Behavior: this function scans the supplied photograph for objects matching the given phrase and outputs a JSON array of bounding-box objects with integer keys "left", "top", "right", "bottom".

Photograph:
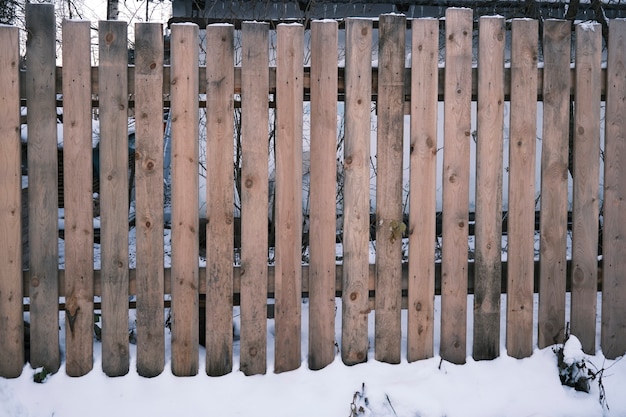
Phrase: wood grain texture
[
  {"left": 134, "top": 22, "right": 165, "bottom": 377},
  {"left": 240, "top": 21, "right": 270, "bottom": 376},
  {"left": 170, "top": 23, "right": 200, "bottom": 376},
  {"left": 62, "top": 20, "right": 94, "bottom": 377},
  {"left": 0, "top": 24, "right": 24, "bottom": 378},
  {"left": 205, "top": 24, "right": 235, "bottom": 376},
  {"left": 538, "top": 20, "right": 571, "bottom": 349},
  {"left": 274, "top": 23, "right": 304, "bottom": 374},
  {"left": 602, "top": 19, "right": 626, "bottom": 360},
  {"left": 308, "top": 20, "right": 338, "bottom": 371},
  {"left": 570, "top": 22, "right": 601, "bottom": 355},
  {"left": 25, "top": 3, "right": 60, "bottom": 373},
  {"left": 440, "top": 8, "right": 472, "bottom": 365},
  {"left": 374, "top": 13, "right": 405, "bottom": 365},
  {"left": 506, "top": 19, "right": 538, "bottom": 359},
  {"left": 473, "top": 15, "right": 505, "bottom": 361},
  {"left": 99, "top": 20, "right": 130, "bottom": 377},
  {"left": 407, "top": 18, "right": 438, "bottom": 362},
  {"left": 341, "top": 18, "right": 372, "bottom": 366}
]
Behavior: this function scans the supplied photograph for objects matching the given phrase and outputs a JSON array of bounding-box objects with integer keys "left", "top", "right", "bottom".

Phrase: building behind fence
[{"left": 1, "top": 3, "right": 625, "bottom": 379}]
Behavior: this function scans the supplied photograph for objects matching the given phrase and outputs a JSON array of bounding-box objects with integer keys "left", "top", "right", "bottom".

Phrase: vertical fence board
[
  {"left": 274, "top": 23, "right": 304, "bottom": 374},
  {"left": 440, "top": 8, "right": 472, "bottom": 365},
  {"left": 308, "top": 20, "right": 338, "bottom": 371},
  {"left": 240, "top": 22, "right": 269, "bottom": 376},
  {"left": 26, "top": 3, "right": 60, "bottom": 373},
  {"left": 170, "top": 23, "right": 200, "bottom": 376},
  {"left": 134, "top": 22, "right": 165, "bottom": 377},
  {"left": 602, "top": 18, "right": 626, "bottom": 359},
  {"left": 99, "top": 20, "right": 129, "bottom": 377},
  {"left": 473, "top": 16, "right": 505, "bottom": 361},
  {"left": 506, "top": 19, "right": 538, "bottom": 359},
  {"left": 570, "top": 23, "right": 601, "bottom": 355},
  {"left": 374, "top": 14, "right": 405, "bottom": 364},
  {"left": 62, "top": 20, "right": 94, "bottom": 377},
  {"left": 341, "top": 18, "right": 372, "bottom": 366},
  {"left": 205, "top": 24, "right": 235, "bottom": 377},
  {"left": 0, "top": 25, "right": 23, "bottom": 378},
  {"left": 407, "top": 18, "right": 438, "bottom": 362},
  {"left": 538, "top": 20, "right": 571, "bottom": 349}
]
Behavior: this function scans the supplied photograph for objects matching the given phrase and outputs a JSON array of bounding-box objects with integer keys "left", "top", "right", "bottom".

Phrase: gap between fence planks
[{"left": 134, "top": 22, "right": 165, "bottom": 378}]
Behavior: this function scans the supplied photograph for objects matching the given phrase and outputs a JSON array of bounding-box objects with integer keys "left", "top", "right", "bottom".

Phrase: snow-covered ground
[{"left": 1, "top": 292, "right": 625, "bottom": 417}]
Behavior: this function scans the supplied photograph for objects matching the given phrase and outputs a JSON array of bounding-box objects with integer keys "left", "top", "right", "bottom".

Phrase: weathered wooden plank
[
  {"left": 134, "top": 22, "right": 165, "bottom": 377},
  {"left": 538, "top": 20, "right": 571, "bottom": 349},
  {"left": 205, "top": 23, "right": 235, "bottom": 377},
  {"left": 99, "top": 20, "right": 130, "bottom": 377},
  {"left": 170, "top": 23, "right": 200, "bottom": 376},
  {"left": 308, "top": 19, "right": 338, "bottom": 371},
  {"left": 274, "top": 23, "right": 304, "bottom": 374},
  {"left": 341, "top": 18, "right": 372, "bottom": 366},
  {"left": 570, "top": 22, "right": 601, "bottom": 355},
  {"left": 506, "top": 18, "right": 538, "bottom": 359},
  {"left": 25, "top": 3, "right": 60, "bottom": 373},
  {"left": 440, "top": 7, "right": 472, "bottom": 365},
  {"left": 0, "top": 24, "right": 24, "bottom": 378},
  {"left": 374, "top": 13, "right": 405, "bottom": 365},
  {"left": 239, "top": 21, "right": 270, "bottom": 376},
  {"left": 473, "top": 15, "right": 505, "bottom": 361},
  {"left": 62, "top": 20, "right": 94, "bottom": 377},
  {"left": 602, "top": 18, "right": 626, "bottom": 359},
  {"left": 407, "top": 18, "right": 438, "bottom": 362}
]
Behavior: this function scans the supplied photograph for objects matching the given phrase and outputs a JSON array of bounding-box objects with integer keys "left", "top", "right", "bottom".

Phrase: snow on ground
[{"left": 1, "top": 293, "right": 625, "bottom": 417}]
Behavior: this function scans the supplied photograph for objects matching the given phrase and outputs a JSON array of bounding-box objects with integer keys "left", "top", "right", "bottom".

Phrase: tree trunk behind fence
[
  {"left": 99, "top": 20, "right": 130, "bottom": 377},
  {"left": 274, "top": 23, "right": 304, "bottom": 374},
  {"left": 205, "top": 24, "right": 235, "bottom": 377},
  {"left": 407, "top": 17, "right": 438, "bottom": 363},
  {"left": 440, "top": 8, "right": 472, "bottom": 365},
  {"left": 506, "top": 19, "right": 538, "bottom": 359},
  {"left": 134, "top": 22, "right": 165, "bottom": 377},
  {"left": 26, "top": 3, "right": 60, "bottom": 373},
  {"left": 341, "top": 18, "right": 372, "bottom": 366},
  {"left": 0, "top": 24, "right": 24, "bottom": 378},
  {"left": 538, "top": 20, "right": 571, "bottom": 349},
  {"left": 473, "top": 15, "right": 505, "bottom": 361},
  {"left": 602, "top": 18, "right": 626, "bottom": 360},
  {"left": 170, "top": 23, "right": 200, "bottom": 377},
  {"left": 374, "top": 13, "right": 405, "bottom": 365},
  {"left": 570, "top": 23, "right": 601, "bottom": 355},
  {"left": 62, "top": 20, "right": 94, "bottom": 377},
  {"left": 240, "top": 21, "right": 270, "bottom": 376}
]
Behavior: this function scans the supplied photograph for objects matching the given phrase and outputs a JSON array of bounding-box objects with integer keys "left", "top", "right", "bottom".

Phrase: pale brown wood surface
[
  {"left": 205, "top": 24, "right": 235, "bottom": 376},
  {"left": 440, "top": 7, "right": 472, "bottom": 365},
  {"left": 602, "top": 19, "right": 626, "bottom": 360},
  {"left": 407, "top": 18, "right": 438, "bottom": 362},
  {"left": 239, "top": 21, "right": 270, "bottom": 376},
  {"left": 25, "top": 3, "right": 60, "bottom": 373},
  {"left": 374, "top": 13, "right": 405, "bottom": 365},
  {"left": 134, "top": 22, "right": 165, "bottom": 377},
  {"left": 62, "top": 20, "right": 94, "bottom": 377},
  {"left": 170, "top": 23, "right": 200, "bottom": 376},
  {"left": 0, "top": 25, "right": 24, "bottom": 378},
  {"left": 506, "top": 19, "right": 538, "bottom": 359},
  {"left": 538, "top": 20, "right": 571, "bottom": 349},
  {"left": 473, "top": 16, "right": 505, "bottom": 361},
  {"left": 570, "top": 23, "right": 601, "bottom": 355},
  {"left": 274, "top": 23, "right": 304, "bottom": 374},
  {"left": 341, "top": 18, "right": 372, "bottom": 366},
  {"left": 99, "top": 20, "right": 130, "bottom": 377},
  {"left": 308, "top": 20, "right": 338, "bottom": 371}
]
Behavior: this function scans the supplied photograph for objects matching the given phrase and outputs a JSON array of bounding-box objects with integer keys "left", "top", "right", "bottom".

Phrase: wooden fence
[{"left": 1, "top": 3, "right": 625, "bottom": 378}]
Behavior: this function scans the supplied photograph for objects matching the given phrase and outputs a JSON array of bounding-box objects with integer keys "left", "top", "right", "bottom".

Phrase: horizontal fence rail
[{"left": 1, "top": 3, "right": 625, "bottom": 378}]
